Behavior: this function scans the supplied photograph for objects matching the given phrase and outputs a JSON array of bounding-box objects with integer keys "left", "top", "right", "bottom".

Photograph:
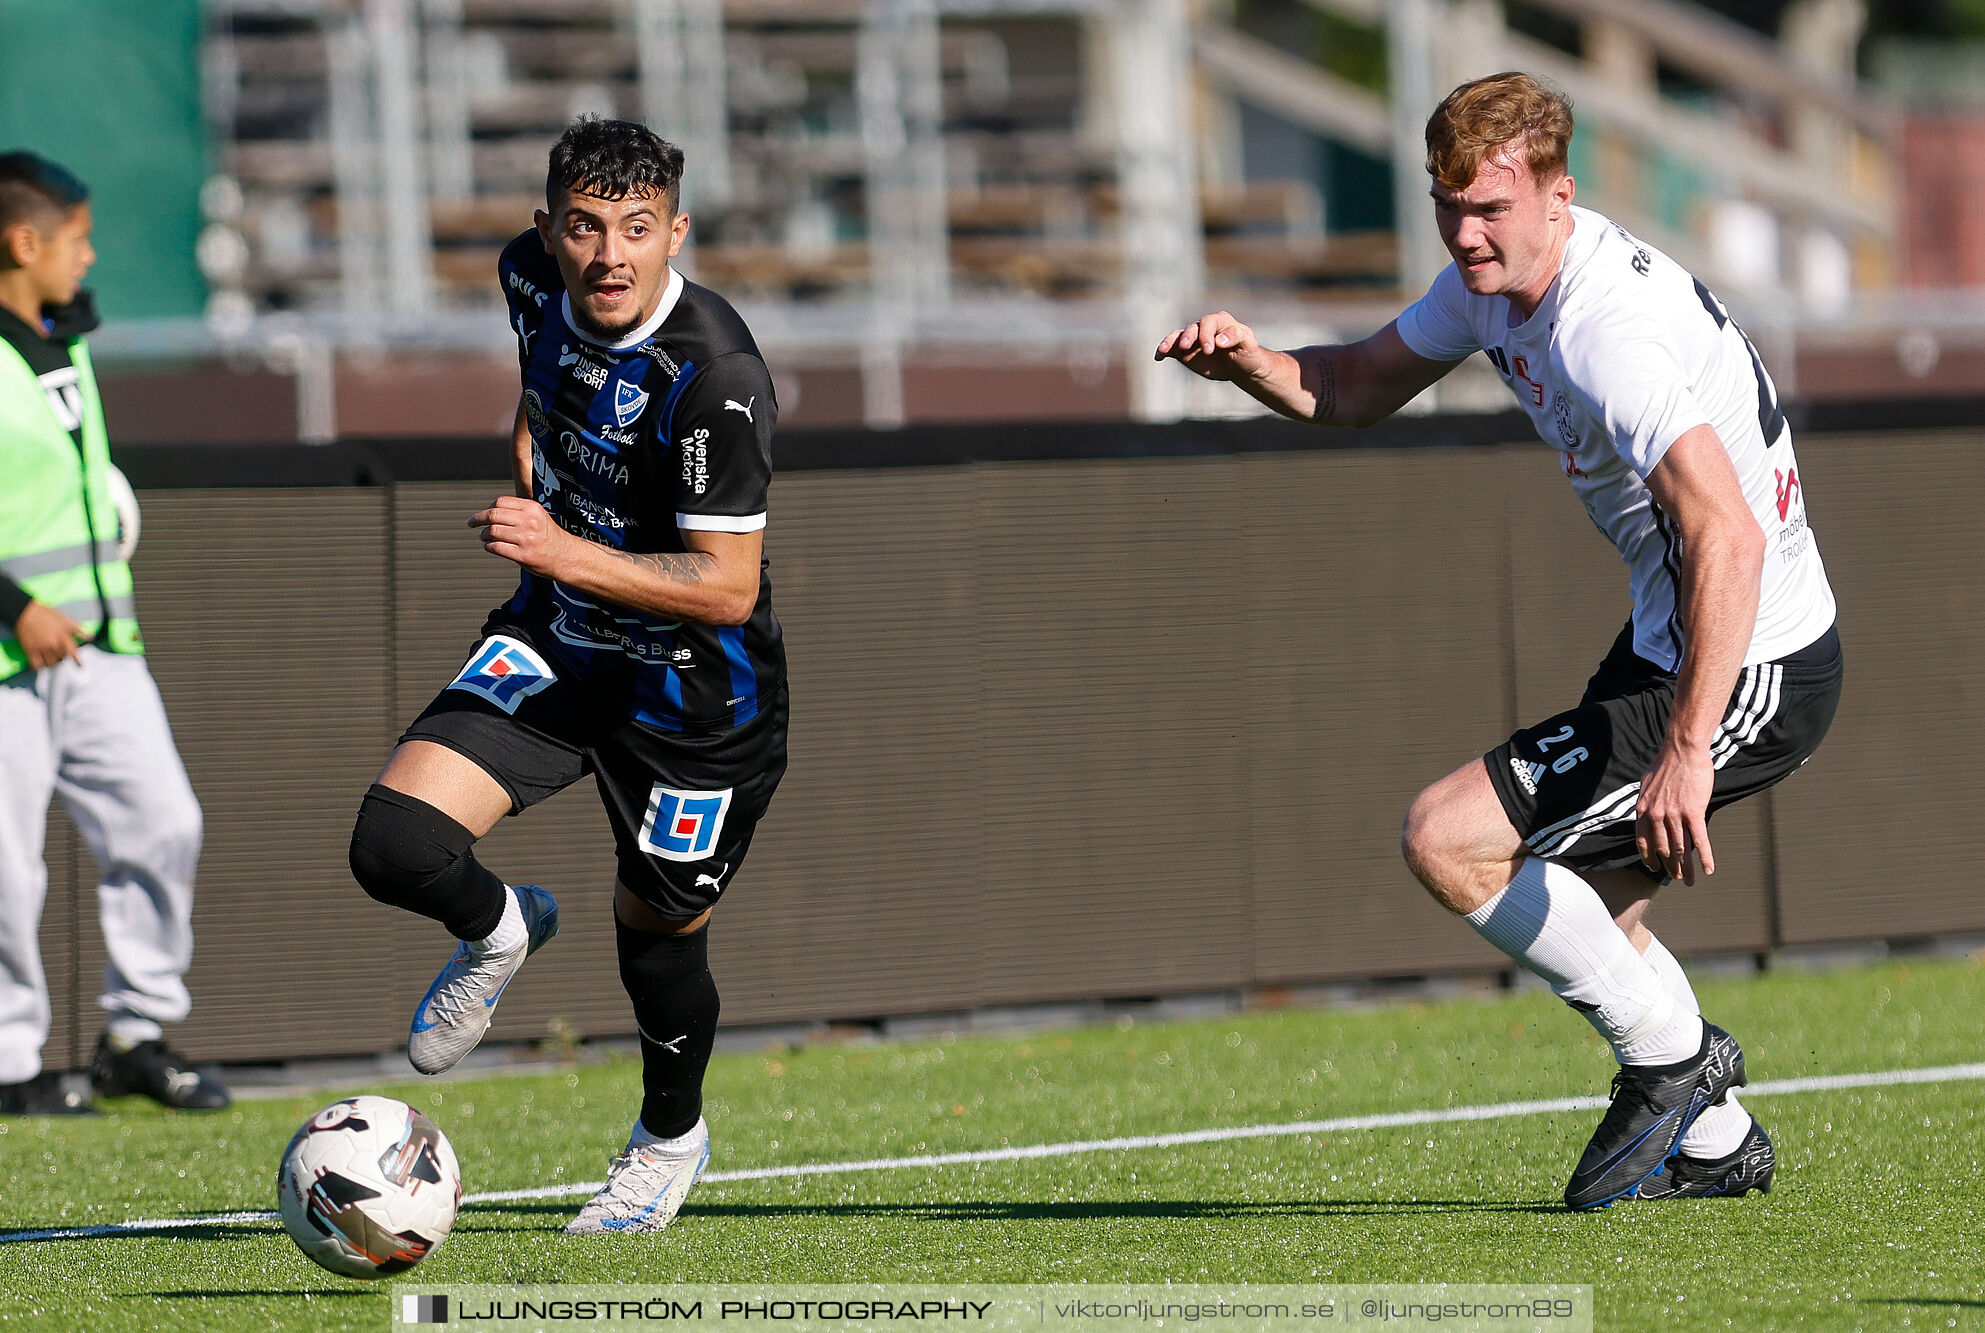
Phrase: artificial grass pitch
[{"left": 1, "top": 956, "right": 1980, "bottom": 1332}]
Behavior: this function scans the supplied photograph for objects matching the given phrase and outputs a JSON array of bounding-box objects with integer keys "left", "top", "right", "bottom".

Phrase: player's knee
[
  {"left": 348, "top": 784, "right": 474, "bottom": 911},
  {"left": 1400, "top": 785, "right": 1449, "bottom": 888}
]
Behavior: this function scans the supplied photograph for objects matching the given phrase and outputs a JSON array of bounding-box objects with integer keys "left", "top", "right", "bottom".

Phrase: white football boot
[
  {"left": 563, "top": 1117, "right": 711, "bottom": 1235},
  {"left": 407, "top": 884, "right": 560, "bottom": 1075}
]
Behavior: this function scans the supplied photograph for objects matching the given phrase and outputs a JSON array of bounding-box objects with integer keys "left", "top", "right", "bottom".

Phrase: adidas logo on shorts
[{"left": 1510, "top": 755, "right": 1544, "bottom": 796}]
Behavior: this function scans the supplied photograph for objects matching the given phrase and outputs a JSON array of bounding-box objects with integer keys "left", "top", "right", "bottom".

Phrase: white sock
[
  {"left": 471, "top": 886, "right": 525, "bottom": 956},
  {"left": 1638, "top": 933, "right": 1700, "bottom": 1012},
  {"left": 1465, "top": 857, "right": 1704, "bottom": 1065},
  {"left": 628, "top": 1116, "right": 703, "bottom": 1154},
  {"left": 1642, "top": 932, "right": 1754, "bottom": 1157}
]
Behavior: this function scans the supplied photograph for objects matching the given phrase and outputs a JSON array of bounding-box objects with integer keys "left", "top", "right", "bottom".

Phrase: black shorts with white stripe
[{"left": 1484, "top": 620, "right": 1842, "bottom": 879}]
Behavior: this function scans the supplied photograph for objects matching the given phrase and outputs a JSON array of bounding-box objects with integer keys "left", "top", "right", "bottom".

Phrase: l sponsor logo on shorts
[
  {"left": 446, "top": 635, "right": 557, "bottom": 714},
  {"left": 638, "top": 785, "right": 733, "bottom": 863}
]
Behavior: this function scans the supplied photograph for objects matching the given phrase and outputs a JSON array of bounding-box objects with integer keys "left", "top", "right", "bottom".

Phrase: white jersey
[{"left": 1396, "top": 205, "right": 1834, "bottom": 670}]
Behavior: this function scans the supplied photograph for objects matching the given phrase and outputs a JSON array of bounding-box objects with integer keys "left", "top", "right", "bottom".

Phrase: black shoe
[
  {"left": 89, "top": 1035, "right": 231, "bottom": 1110},
  {"left": 1564, "top": 1022, "right": 1747, "bottom": 1211},
  {"left": 1638, "top": 1117, "right": 1776, "bottom": 1199},
  {"left": 0, "top": 1070, "right": 98, "bottom": 1115}
]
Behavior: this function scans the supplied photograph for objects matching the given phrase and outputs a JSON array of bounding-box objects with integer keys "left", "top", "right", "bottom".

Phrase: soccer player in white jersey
[{"left": 1156, "top": 72, "right": 1841, "bottom": 1208}]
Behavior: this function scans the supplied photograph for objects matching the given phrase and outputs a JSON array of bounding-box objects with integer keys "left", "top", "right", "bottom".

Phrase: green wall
[{"left": 0, "top": 0, "right": 207, "bottom": 319}]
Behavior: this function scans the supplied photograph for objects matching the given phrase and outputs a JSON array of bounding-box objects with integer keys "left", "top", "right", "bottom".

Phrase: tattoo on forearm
[
  {"left": 1311, "top": 356, "right": 1337, "bottom": 423},
  {"left": 619, "top": 550, "right": 712, "bottom": 584}
]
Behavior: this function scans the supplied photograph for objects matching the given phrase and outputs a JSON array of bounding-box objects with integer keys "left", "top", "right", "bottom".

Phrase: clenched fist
[{"left": 470, "top": 496, "right": 577, "bottom": 578}]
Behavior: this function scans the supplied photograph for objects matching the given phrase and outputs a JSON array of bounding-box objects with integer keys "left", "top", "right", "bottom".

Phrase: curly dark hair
[
  {"left": 545, "top": 117, "right": 685, "bottom": 214},
  {"left": 0, "top": 151, "right": 88, "bottom": 232}
]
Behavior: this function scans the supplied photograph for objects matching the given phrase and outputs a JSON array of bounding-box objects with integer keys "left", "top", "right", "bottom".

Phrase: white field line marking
[{"left": 5, "top": 1059, "right": 1981, "bottom": 1245}]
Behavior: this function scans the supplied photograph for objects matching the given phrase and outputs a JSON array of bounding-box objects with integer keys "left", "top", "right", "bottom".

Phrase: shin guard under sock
[
  {"left": 617, "top": 917, "right": 720, "bottom": 1141},
  {"left": 1466, "top": 856, "right": 1703, "bottom": 1065}
]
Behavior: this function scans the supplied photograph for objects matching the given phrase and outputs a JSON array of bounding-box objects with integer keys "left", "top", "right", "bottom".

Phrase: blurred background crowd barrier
[
  {"left": 31, "top": 412, "right": 1985, "bottom": 1069},
  {"left": 7, "top": 0, "right": 1985, "bottom": 1067},
  {"left": 15, "top": 0, "right": 1985, "bottom": 437}
]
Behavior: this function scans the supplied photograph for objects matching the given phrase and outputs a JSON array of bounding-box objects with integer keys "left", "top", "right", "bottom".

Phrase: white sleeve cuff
[{"left": 677, "top": 511, "right": 767, "bottom": 533}]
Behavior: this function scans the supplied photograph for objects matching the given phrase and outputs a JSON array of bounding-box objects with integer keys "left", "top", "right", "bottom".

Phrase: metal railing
[{"left": 170, "top": 0, "right": 1912, "bottom": 431}]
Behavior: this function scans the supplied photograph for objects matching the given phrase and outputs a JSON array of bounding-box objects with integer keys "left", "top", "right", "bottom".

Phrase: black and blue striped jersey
[{"left": 495, "top": 228, "right": 785, "bottom": 733}]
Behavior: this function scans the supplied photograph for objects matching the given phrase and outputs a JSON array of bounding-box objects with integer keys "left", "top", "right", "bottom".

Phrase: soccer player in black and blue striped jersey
[{"left": 348, "top": 118, "right": 788, "bottom": 1235}]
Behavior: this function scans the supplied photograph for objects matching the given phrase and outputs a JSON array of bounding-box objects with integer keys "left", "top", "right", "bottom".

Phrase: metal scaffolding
[{"left": 184, "top": 0, "right": 1901, "bottom": 431}]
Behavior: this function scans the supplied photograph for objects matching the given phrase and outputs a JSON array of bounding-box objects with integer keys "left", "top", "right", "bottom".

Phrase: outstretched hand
[
  {"left": 1154, "top": 311, "right": 1271, "bottom": 383},
  {"left": 470, "top": 496, "right": 576, "bottom": 578}
]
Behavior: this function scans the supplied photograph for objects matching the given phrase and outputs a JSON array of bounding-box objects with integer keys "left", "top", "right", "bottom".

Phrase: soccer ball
[{"left": 277, "top": 1096, "right": 462, "bottom": 1280}]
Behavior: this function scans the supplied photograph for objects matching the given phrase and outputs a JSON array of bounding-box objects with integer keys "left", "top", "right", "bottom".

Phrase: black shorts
[
  {"left": 401, "top": 628, "right": 788, "bottom": 919},
  {"left": 1486, "top": 621, "right": 1842, "bottom": 878}
]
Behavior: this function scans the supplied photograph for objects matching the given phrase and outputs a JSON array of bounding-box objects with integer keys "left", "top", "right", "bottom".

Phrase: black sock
[
  {"left": 349, "top": 784, "right": 508, "bottom": 941},
  {"left": 617, "top": 917, "right": 720, "bottom": 1140}
]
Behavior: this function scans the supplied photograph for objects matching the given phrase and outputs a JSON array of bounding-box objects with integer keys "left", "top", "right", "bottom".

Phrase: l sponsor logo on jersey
[
  {"left": 1511, "top": 354, "right": 1544, "bottom": 408},
  {"left": 613, "top": 378, "right": 651, "bottom": 428},
  {"left": 566, "top": 492, "right": 626, "bottom": 531},
  {"left": 446, "top": 635, "right": 557, "bottom": 714},
  {"left": 1774, "top": 467, "right": 1801, "bottom": 520},
  {"left": 681, "top": 427, "right": 711, "bottom": 495},
  {"left": 638, "top": 784, "right": 733, "bottom": 863},
  {"left": 564, "top": 432, "right": 632, "bottom": 484},
  {"left": 532, "top": 443, "right": 563, "bottom": 501},
  {"left": 559, "top": 344, "right": 610, "bottom": 390},
  {"left": 548, "top": 588, "right": 686, "bottom": 662},
  {"left": 1612, "top": 223, "right": 1653, "bottom": 276},
  {"left": 523, "top": 388, "right": 550, "bottom": 442}
]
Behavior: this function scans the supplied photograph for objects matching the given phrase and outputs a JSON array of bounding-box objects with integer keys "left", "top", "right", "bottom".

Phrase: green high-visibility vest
[{"left": 0, "top": 334, "right": 141, "bottom": 680}]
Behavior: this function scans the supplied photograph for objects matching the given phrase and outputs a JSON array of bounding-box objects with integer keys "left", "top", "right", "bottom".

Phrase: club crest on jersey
[
  {"left": 614, "top": 378, "right": 651, "bottom": 427},
  {"left": 638, "top": 785, "right": 733, "bottom": 862},
  {"left": 447, "top": 635, "right": 557, "bottom": 715},
  {"left": 1553, "top": 390, "right": 1580, "bottom": 451}
]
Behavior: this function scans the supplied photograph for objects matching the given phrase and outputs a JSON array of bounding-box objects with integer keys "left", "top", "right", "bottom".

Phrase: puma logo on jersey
[
  {"left": 694, "top": 863, "right": 730, "bottom": 890},
  {"left": 506, "top": 269, "right": 546, "bottom": 307},
  {"left": 724, "top": 396, "right": 755, "bottom": 422}
]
